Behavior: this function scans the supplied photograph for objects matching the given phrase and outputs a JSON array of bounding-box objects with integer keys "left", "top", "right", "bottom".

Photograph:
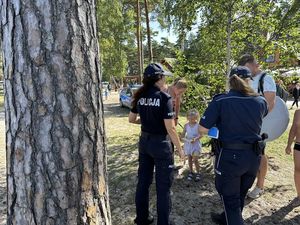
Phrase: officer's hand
[{"left": 285, "top": 146, "right": 292, "bottom": 155}]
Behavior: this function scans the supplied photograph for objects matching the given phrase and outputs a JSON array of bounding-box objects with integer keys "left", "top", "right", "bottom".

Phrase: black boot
[
  {"left": 211, "top": 212, "right": 226, "bottom": 225},
  {"left": 134, "top": 214, "right": 154, "bottom": 225}
]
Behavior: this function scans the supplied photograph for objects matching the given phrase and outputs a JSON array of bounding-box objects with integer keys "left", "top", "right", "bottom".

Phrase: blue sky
[
  {"left": 149, "top": 16, "right": 200, "bottom": 44},
  {"left": 150, "top": 21, "right": 177, "bottom": 43}
]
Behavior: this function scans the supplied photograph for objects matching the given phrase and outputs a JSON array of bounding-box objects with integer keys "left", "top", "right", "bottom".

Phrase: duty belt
[
  {"left": 140, "top": 131, "right": 169, "bottom": 139},
  {"left": 221, "top": 142, "right": 255, "bottom": 150}
]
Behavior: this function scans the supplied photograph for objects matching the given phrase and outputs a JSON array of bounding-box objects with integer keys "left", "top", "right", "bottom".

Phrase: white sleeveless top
[{"left": 184, "top": 123, "right": 201, "bottom": 155}]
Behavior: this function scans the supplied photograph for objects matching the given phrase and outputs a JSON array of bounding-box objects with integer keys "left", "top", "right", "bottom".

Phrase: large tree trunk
[
  {"left": 144, "top": 0, "right": 153, "bottom": 63},
  {"left": 226, "top": 5, "right": 232, "bottom": 77},
  {"left": 136, "top": 0, "right": 143, "bottom": 82},
  {"left": 2, "top": 0, "right": 111, "bottom": 224}
]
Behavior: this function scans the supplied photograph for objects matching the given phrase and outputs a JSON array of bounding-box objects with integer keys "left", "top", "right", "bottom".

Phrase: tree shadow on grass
[
  {"left": 107, "top": 134, "right": 139, "bottom": 189},
  {"left": 268, "top": 156, "right": 280, "bottom": 171},
  {"left": 170, "top": 154, "right": 221, "bottom": 225},
  {"left": 144, "top": 153, "right": 220, "bottom": 225},
  {"left": 0, "top": 112, "right": 4, "bottom": 120},
  {"left": 263, "top": 184, "right": 292, "bottom": 196},
  {"left": 246, "top": 197, "right": 300, "bottom": 225},
  {"left": 108, "top": 140, "right": 298, "bottom": 225},
  {"left": 104, "top": 102, "right": 130, "bottom": 119},
  {"left": 243, "top": 184, "right": 296, "bottom": 225},
  {"left": 245, "top": 184, "right": 293, "bottom": 207},
  {"left": 0, "top": 185, "right": 6, "bottom": 225},
  {"left": 108, "top": 140, "right": 223, "bottom": 225},
  {"left": 107, "top": 134, "right": 139, "bottom": 224}
]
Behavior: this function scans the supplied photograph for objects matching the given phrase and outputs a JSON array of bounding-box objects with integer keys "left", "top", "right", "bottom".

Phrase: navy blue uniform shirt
[
  {"left": 131, "top": 86, "right": 174, "bottom": 135},
  {"left": 200, "top": 90, "right": 268, "bottom": 143}
]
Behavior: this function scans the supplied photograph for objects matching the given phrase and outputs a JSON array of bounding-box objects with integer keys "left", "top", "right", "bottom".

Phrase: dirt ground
[
  {"left": 0, "top": 92, "right": 299, "bottom": 224},
  {"left": 105, "top": 91, "right": 300, "bottom": 225}
]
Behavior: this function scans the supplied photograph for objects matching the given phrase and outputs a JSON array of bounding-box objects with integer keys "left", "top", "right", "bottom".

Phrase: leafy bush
[{"left": 172, "top": 52, "right": 227, "bottom": 114}]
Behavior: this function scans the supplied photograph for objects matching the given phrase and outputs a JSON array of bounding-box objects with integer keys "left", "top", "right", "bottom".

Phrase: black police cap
[
  {"left": 229, "top": 66, "right": 252, "bottom": 79},
  {"left": 143, "top": 63, "right": 173, "bottom": 78}
]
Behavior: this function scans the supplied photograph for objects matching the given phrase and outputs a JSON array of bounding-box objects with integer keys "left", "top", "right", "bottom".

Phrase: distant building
[
  {"left": 264, "top": 49, "right": 300, "bottom": 69},
  {"left": 160, "top": 58, "right": 177, "bottom": 71}
]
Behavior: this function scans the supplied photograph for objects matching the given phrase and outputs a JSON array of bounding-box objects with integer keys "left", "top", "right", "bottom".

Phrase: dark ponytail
[
  {"left": 131, "top": 75, "right": 161, "bottom": 108},
  {"left": 229, "top": 75, "right": 259, "bottom": 96}
]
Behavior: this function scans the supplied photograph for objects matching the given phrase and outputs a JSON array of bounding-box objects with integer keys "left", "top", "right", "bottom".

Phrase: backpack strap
[{"left": 258, "top": 72, "right": 267, "bottom": 94}]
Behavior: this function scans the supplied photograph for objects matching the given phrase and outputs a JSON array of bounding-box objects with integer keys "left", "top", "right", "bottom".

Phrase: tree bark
[
  {"left": 136, "top": 0, "right": 143, "bottom": 82},
  {"left": 226, "top": 5, "right": 233, "bottom": 77},
  {"left": 144, "top": 0, "right": 153, "bottom": 63},
  {"left": 179, "top": 28, "right": 186, "bottom": 52},
  {"left": 2, "top": 0, "right": 111, "bottom": 224}
]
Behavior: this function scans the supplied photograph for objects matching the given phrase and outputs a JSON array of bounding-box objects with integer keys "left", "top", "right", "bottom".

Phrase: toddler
[{"left": 181, "top": 109, "right": 202, "bottom": 181}]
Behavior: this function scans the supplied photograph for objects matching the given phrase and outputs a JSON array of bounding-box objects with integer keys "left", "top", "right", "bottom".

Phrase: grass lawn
[
  {"left": 105, "top": 92, "right": 300, "bottom": 225},
  {"left": 0, "top": 95, "right": 3, "bottom": 110}
]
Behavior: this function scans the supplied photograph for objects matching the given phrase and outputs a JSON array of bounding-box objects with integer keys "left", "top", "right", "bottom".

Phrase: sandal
[
  {"left": 187, "top": 172, "right": 193, "bottom": 181},
  {"left": 195, "top": 173, "right": 201, "bottom": 182}
]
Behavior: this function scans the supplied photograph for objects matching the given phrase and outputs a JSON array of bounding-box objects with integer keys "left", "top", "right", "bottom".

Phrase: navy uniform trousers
[
  {"left": 215, "top": 148, "right": 261, "bottom": 225},
  {"left": 135, "top": 132, "right": 174, "bottom": 225}
]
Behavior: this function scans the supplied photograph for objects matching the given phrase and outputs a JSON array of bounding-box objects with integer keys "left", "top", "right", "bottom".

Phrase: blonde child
[{"left": 181, "top": 109, "right": 202, "bottom": 181}]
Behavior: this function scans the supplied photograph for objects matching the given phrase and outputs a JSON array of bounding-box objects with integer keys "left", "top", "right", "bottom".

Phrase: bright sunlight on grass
[
  {"left": 0, "top": 95, "right": 3, "bottom": 109},
  {"left": 105, "top": 92, "right": 300, "bottom": 225}
]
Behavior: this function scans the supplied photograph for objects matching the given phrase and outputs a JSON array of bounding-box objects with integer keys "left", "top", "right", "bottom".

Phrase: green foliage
[
  {"left": 164, "top": 0, "right": 202, "bottom": 43},
  {"left": 172, "top": 52, "right": 226, "bottom": 113},
  {"left": 96, "top": 0, "right": 299, "bottom": 111},
  {"left": 181, "top": 80, "right": 209, "bottom": 114},
  {"left": 146, "top": 38, "right": 177, "bottom": 62},
  {"left": 160, "top": 0, "right": 299, "bottom": 110},
  {"left": 164, "top": 0, "right": 299, "bottom": 63},
  {"left": 97, "top": 0, "right": 177, "bottom": 80},
  {"left": 97, "top": 0, "right": 136, "bottom": 81},
  {"left": 274, "top": 75, "right": 300, "bottom": 90}
]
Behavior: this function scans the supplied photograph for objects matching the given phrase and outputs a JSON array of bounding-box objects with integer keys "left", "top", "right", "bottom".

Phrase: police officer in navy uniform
[
  {"left": 129, "top": 63, "right": 184, "bottom": 225},
  {"left": 199, "top": 66, "right": 268, "bottom": 225}
]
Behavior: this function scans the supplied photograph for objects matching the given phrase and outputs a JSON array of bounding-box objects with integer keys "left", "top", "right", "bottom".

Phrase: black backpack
[{"left": 258, "top": 73, "right": 289, "bottom": 102}]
